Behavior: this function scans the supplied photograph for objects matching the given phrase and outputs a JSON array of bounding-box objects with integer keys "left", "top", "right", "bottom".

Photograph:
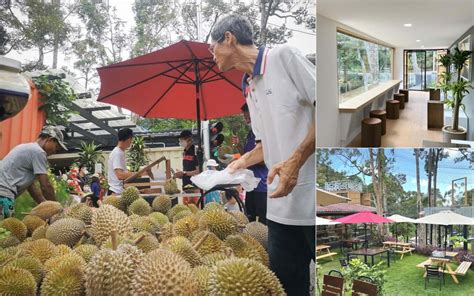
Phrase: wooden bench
[
  {"left": 454, "top": 261, "right": 472, "bottom": 276},
  {"left": 316, "top": 252, "right": 338, "bottom": 261}
]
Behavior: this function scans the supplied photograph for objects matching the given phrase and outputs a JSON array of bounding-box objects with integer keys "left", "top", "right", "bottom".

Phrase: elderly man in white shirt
[{"left": 209, "top": 14, "right": 315, "bottom": 296}]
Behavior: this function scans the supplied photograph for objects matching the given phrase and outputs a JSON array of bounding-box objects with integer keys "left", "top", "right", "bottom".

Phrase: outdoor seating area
[{"left": 317, "top": 210, "right": 474, "bottom": 294}]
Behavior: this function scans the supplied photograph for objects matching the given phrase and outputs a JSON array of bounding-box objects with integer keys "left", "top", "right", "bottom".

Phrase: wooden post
[{"left": 166, "top": 159, "right": 171, "bottom": 179}]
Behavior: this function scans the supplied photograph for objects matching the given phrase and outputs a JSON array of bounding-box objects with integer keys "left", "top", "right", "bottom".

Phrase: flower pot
[{"left": 442, "top": 125, "right": 467, "bottom": 142}]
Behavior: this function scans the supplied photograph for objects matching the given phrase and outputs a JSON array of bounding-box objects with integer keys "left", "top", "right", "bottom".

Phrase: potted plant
[
  {"left": 442, "top": 47, "right": 473, "bottom": 142},
  {"left": 436, "top": 53, "right": 452, "bottom": 101}
]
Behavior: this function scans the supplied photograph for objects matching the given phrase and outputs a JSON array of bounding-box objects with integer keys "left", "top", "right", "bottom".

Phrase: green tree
[
  {"left": 77, "top": 141, "right": 103, "bottom": 173},
  {"left": 131, "top": 0, "right": 176, "bottom": 57},
  {"left": 1, "top": 0, "right": 71, "bottom": 69},
  {"left": 128, "top": 136, "right": 149, "bottom": 172}
]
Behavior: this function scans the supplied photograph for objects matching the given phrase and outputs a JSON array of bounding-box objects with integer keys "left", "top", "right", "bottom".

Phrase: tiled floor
[{"left": 348, "top": 91, "right": 444, "bottom": 147}]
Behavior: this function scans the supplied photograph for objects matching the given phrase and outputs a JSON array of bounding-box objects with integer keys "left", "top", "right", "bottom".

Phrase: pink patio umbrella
[{"left": 334, "top": 212, "right": 394, "bottom": 249}]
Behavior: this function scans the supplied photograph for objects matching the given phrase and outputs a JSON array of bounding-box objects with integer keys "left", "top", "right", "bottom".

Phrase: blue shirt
[
  {"left": 91, "top": 182, "right": 101, "bottom": 198},
  {"left": 244, "top": 130, "right": 268, "bottom": 192}
]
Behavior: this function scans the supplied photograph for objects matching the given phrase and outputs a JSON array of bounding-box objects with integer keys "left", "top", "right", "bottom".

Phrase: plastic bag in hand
[{"left": 191, "top": 168, "right": 260, "bottom": 191}]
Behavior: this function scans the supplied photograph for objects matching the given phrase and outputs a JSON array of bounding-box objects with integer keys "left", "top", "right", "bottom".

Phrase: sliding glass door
[{"left": 403, "top": 49, "right": 447, "bottom": 90}]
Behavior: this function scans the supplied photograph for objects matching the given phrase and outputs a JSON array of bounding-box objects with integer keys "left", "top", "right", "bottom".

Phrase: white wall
[
  {"left": 393, "top": 47, "right": 405, "bottom": 83},
  {"left": 316, "top": 14, "right": 340, "bottom": 147}
]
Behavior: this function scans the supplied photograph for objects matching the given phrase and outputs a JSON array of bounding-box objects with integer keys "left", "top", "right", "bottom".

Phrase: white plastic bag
[{"left": 191, "top": 168, "right": 260, "bottom": 191}]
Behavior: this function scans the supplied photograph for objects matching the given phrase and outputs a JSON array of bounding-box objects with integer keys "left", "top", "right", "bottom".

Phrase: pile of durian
[{"left": 0, "top": 186, "right": 284, "bottom": 295}]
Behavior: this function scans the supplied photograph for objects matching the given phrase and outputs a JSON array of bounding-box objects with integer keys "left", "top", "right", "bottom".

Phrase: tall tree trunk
[
  {"left": 415, "top": 148, "right": 425, "bottom": 247},
  {"left": 52, "top": 0, "right": 60, "bottom": 69},
  {"left": 369, "top": 149, "right": 384, "bottom": 236},
  {"left": 433, "top": 149, "right": 440, "bottom": 207},
  {"left": 38, "top": 46, "right": 44, "bottom": 67},
  {"left": 259, "top": 0, "right": 272, "bottom": 46},
  {"left": 427, "top": 149, "right": 433, "bottom": 207}
]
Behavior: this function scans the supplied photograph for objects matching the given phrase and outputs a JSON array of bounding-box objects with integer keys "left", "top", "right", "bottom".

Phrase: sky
[
  {"left": 325, "top": 148, "right": 474, "bottom": 205},
  {"left": 5, "top": 0, "right": 316, "bottom": 92}
]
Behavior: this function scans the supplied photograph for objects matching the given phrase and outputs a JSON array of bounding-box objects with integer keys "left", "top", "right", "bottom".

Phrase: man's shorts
[{"left": 0, "top": 196, "right": 15, "bottom": 218}]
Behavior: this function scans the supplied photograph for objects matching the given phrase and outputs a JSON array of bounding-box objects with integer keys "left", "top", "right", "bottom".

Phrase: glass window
[{"left": 337, "top": 31, "right": 393, "bottom": 103}]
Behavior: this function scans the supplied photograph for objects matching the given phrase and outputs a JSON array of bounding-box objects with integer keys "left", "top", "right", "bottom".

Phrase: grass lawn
[{"left": 317, "top": 251, "right": 474, "bottom": 296}]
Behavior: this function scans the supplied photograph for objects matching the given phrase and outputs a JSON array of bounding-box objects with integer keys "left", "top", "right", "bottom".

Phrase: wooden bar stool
[
  {"left": 361, "top": 118, "right": 382, "bottom": 147},
  {"left": 399, "top": 89, "right": 409, "bottom": 102},
  {"left": 370, "top": 110, "right": 387, "bottom": 135},
  {"left": 386, "top": 100, "right": 399, "bottom": 119},
  {"left": 394, "top": 93, "right": 405, "bottom": 109}
]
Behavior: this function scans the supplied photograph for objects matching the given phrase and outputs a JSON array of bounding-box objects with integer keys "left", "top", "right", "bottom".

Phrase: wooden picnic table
[
  {"left": 316, "top": 245, "right": 337, "bottom": 261},
  {"left": 415, "top": 252, "right": 470, "bottom": 284},
  {"left": 382, "top": 241, "right": 415, "bottom": 260}
]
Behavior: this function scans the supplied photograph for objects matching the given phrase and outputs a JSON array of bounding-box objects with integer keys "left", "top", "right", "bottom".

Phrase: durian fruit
[
  {"left": 1, "top": 218, "right": 27, "bottom": 241},
  {"left": 173, "top": 215, "right": 199, "bottom": 238},
  {"left": 5, "top": 256, "right": 43, "bottom": 284},
  {"left": 50, "top": 211, "right": 68, "bottom": 224},
  {"left": 152, "top": 195, "right": 172, "bottom": 213},
  {"left": 224, "top": 234, "right": 268, "bottom": 266},
  {"left": 41, "top": 253, "right": 86, "bottom": 296},
  {"left": 128, "top": 198, "right": 152, "bottom": 216},
  {"left": 73, "top": 244, "right": 98, "bottom": 263},
  {"left": 22, "top": 215, "right": 46, "bottom": 236},
  {"left": 243, "top": 221, "right": 268, "bottom": 249},
  {"left": 241, "top": 234, "right": 269, "bottom": 266},
  {"left": 167, "top": 204, "right": 191, "bottom": 221},
  {"left": 57, "top": 244, "right": 72, "bottom": 255},
  {"left": 157, "top": 223, "right": 174, "bottom": 242},
  {"left": 32, "top": 224, "right": 48, "bottom": 240},
  {"left": 85, "top": 243, "right": 144, "bottom": 296},
  {"left": 18, "top": 239, "right": 59, "bottom": 264},
  {"left": 162, "top": 236, "right": 202, "bottom": 267},
  {"left": 148, "top": 212, "right": 169, "bottom": 226},
  {"left": 164, "top": 178, "right": 180, "bottom": 194},
  {"left": 194, "top": 265, "right": 211, "bottom": 296},
  {"left": 43, "top": 252, "right": 85, "bottom": 274},
  {"left": 0, "top": 249, "right": 15, "bottom": 265},
  {"left": 130, "top": 249, "right": 197, "bottom": 296},
  {"left": 0, "top": 235, "right": 21, "bottom": 248},
  {"left": 121, "top": 186, "right": 140, "bottom": 206},
  {"left": 46, "top": 218, "right": 86, "bottom": 247},
  {"left": 29, "top": 201, "right": 63, "bottom": 220},
  {"left": 102, "top": 195, "right": 126, "bottom": 212},
  {"left": 67, "top": 203, "right": 93, "bottom": 224},
  {"left": 134, "top": 232, "right": 160, "bottom": 253},
  {"left": 208, "top": 258, "right": 285, "bottom": 295},
  {"left": 187, "top": 203, "right": 199, "bottom": 214},
  {"left": 191, "top": 230, "right": 224, "bottom": 256},
  {"left": 131, "top": 216, "right": 160, "bottom": 234},
  {"left": 0, "top": 265, "right": 37, "bottom": 295},
  {"left": 198, "top": 209, "right": 238, "bottom": 240},
  {"left": 203, "top": 201, "right": 222, "bottom": 211},
  {"left": 173, "top": 209, "right": 193, "bottom": 223},
  {"left": 202, "top": 252, "right": 231, "bottom": 267},
  {"left": 228, "top": 210, "right": 249, "bottom": 225},
  {"left": 90, "top": 205, "right": 133, "bottom": 246}
]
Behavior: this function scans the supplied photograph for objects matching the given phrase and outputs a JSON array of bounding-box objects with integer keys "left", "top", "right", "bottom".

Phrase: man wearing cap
[
  {"left": 209, "top": 15, "right": 315, "bottom": 295},
  {"left": 174, "top": 130, "right": 200, "bottom": 189},
  {"left": 0, "top": 126, "right": 67, "bottom": 217}
]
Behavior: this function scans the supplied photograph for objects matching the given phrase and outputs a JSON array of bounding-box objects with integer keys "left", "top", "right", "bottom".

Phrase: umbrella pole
[
  {"left": 364, "top": 223, "right": 367, "bottom": 250},
  {"left": 445, "top": 226, "right": 447, "bottom": 252},
  {"left": 438, "top": 225, "right": 441, "bottom": 248},
  {"left": 194, "top": 60, "right": 203, "bottom": 173},
  {"left": 463, "top": 225, "right": 468, "bottom": 251},
  {"left": 415, "top": 225, "right": 418, "bottom": 247},
  {"left": 395, "top": 223, "right": 398, "bottom": 243}
]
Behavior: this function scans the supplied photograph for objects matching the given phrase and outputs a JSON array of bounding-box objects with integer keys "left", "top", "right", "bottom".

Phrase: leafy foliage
[
  {"left": 342, "top": 258, "right": 387, "bottom": 295},
  {"left": 32, "top": 75, "right": 76, "bottom": 126},
  {"left": 389, "top": 223, "right": 416, "bottom": 243},
  {"left": 127, "top": 136, "right": 148, "bottom": 172},
  {"left": 77, "top": 141, "right": 104, "bottom": 173}
]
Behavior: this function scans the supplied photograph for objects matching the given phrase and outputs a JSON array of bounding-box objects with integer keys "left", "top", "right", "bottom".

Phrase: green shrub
[{"left": 342, "top": 258, "right": 387, "bottom": 295}]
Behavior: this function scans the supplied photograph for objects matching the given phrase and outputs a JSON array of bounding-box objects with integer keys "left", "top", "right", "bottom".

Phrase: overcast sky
[{"left": 6, "top": 0, "right": 316, "bottom": 93}]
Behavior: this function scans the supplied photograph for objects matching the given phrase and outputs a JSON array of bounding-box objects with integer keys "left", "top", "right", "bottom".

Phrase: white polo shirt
[{"left": 243, "top": 45, "right": 315, "bottom": 226}]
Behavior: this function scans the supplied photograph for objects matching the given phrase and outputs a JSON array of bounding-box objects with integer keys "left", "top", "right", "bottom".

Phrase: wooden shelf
[{"left": 339, "top": 80, "right": 402, "bottom": 113}]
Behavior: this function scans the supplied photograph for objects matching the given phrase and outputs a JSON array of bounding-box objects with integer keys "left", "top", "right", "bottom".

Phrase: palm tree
[
  {"left": 77, "top": 141, "right": 103, "bottom": 173},
  {"left": 449, "top": 47, "right": 473, "bottom": 131}
]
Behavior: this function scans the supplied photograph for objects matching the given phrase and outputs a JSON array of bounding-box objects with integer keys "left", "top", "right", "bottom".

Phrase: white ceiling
[{"left": 318, "top": 0, "right": 474, "bottom": 49}]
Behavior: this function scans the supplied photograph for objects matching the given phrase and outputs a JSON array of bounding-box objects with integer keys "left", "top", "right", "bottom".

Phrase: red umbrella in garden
[
  {"left": 335, "top": 212, "right": 394, "bottom": 249},
  {"left": 97, "top": 40, "right": 244, "bottom": 167}
]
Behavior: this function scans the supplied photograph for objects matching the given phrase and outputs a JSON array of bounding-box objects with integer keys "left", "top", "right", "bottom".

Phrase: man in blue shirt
[{"left": 239, "top": 103, "right": 268, "bottom": 224}]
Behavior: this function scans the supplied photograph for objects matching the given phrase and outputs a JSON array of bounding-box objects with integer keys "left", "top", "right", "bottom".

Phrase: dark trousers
[
  {"left": 268, "top": 220, "right": 315, "bottom": 296},
  {"left": 245, "top": 191, "right": 267, "bottom": 225}
]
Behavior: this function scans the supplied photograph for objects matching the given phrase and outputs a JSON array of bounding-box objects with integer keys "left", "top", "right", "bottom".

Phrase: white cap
[{"left": 206, "top": 159, "right": 219, "bottom": 167}]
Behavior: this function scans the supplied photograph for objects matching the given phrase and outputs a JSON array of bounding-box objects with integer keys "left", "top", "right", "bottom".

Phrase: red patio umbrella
[
  {"left": 97, "top": 40, "right": 244, "bottom": 168},
  {"left": 334, "top": 212, "right": 394, "bottom": 249}
]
